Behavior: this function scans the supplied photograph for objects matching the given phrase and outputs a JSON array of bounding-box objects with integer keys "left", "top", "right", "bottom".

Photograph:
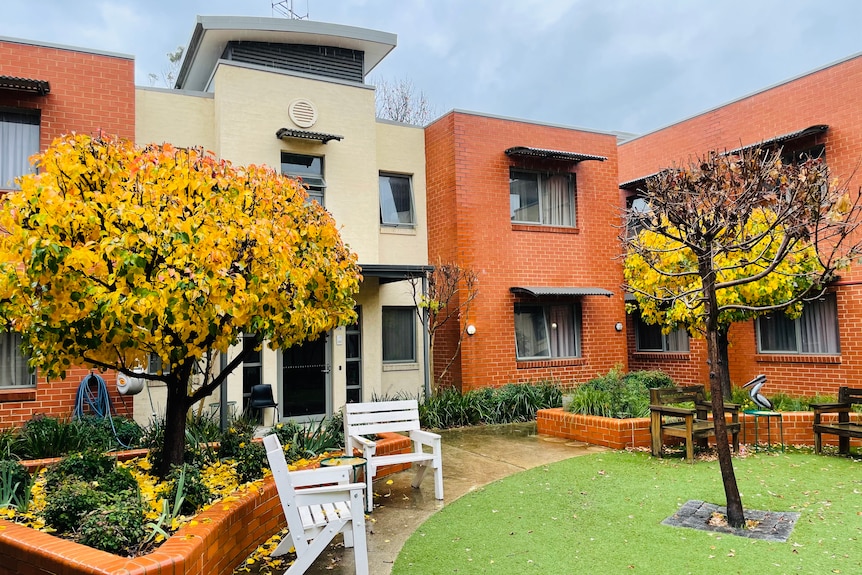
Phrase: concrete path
[{"left": 303, "top": 422, "right": 608, "bottom": 574}]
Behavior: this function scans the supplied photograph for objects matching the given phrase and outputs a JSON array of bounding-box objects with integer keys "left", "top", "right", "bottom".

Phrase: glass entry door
[{"left": 281, "top": 332, "right": 330, "bottom": 419}]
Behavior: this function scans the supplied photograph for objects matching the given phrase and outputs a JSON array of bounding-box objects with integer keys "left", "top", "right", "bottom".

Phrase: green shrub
[
  {"left": 161, "top": 464, "right": 212, "bottom": 515},
  {"left": 45, "top": 449, "right": 115, "bottom": 492},
  {"left": 419, "top": 381, "right": 563, "bottom": 429},
  {"left": 42, "top": 480, "right": 106, "bottom": 534},
  {"left": 235, "top": 441, "right": 267, "bottom": 484},
  {"left": 17, "top": 416, "right": 88, "bottom": 459},
  {"left": 271, "top": 417, "right": 342, "bottom": 463},
  {"left": 100, "top": 466, "right": 140, "bottom": 497},
  {"left": 0, "top": 428, "right": 18, "bottom": 460},
  {"left": 568, "top": 369, "right": 678, "bottom": 418},
  {"left": 78, "top": 496, "right": 146, "bottom": 555},
  {"left": 0, "top": 459, "right": 30, "bottom": 507}
]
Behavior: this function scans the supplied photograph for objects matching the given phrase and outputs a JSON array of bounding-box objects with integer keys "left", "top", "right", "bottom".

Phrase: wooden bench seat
[
  {"left": 649, "top": 385, "right": 740, "bottom": 463},
  {"left": 812, "top": 386, "right": 862, "bottom": 454}
]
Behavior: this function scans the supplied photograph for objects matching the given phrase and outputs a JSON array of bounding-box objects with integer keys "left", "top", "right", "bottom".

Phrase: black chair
[{"left": 248, "top": 384, "right": 278, "bottom": 424}]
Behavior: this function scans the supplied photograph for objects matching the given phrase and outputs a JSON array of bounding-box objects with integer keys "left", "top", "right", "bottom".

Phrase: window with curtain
[
  {"left": 281, "top": 152, "right": 325, "bottom": 205},
  {"left": 634, "top": 312, "right": 689, "bottom": 352},
  {"left": 509, "top": 169, "right": 575, "bottom": 226},
  {"left": 379, "top": 173, "right": 414, "bottom": 226},
  {"left": 514, "top": 303, "right": 580, "bottom": 359},
  {"left": 382, "top": 307, "right": 416, "bottom": 362},
  {"left": 0, "top": 109, "right": 40, "bottom": 191},
  {"left": 0, "top": 332, "right": 34, "bottom": 388},
  {"left": 757, "top": 293, "right": 840, "bottom": 354}
]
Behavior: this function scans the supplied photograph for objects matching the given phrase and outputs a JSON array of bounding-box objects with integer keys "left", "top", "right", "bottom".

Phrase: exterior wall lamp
[{"left": 466, "top": 324, "right": 477, "bottom": 336}]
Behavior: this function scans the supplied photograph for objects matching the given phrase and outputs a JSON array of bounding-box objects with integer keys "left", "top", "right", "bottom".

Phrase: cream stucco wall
[
  {"left": 135, "top": 88, "right": 215, "bottom": 149},
  {"left": 376, "top": 120, "right": 429, "bottom": 265},
  {"left": 132, "top": 62, "right": 429, "bottom": 422}
]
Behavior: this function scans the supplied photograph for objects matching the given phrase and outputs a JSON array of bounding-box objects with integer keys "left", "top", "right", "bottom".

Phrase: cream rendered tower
[{"left": 135, "top": 16, "right": 430, "bottom": 424}]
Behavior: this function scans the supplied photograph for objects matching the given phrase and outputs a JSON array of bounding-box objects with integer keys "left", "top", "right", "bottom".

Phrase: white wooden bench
[
  {"left": 344, "top": 399, "right": 444, "bottom": 511},
  {"left": 263, "top": 434, "right": 368, "bottom": 575}
]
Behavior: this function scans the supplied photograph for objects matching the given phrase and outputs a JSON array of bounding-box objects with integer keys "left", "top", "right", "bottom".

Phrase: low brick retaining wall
[
  {"left": 0, "top": 433, "right": 411, "bottom": 575},
  {"left": 537, "top": 408, "right": 861, "bottom": 450}
]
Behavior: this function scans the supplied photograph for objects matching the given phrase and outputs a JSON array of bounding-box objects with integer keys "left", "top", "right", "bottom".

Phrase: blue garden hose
[{"left": 73, "top": 372, "right": 132, "bottom": 449}]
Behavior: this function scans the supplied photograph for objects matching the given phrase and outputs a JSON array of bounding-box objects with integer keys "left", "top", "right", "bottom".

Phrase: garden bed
[
  {"left": 0, "top": 433, "right": 412, "bottom": 575},
  {"left": 537, "top": 408, "right": 858, "bottom": 450}
]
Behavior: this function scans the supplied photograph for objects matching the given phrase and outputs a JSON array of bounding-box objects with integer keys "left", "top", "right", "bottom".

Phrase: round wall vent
[{"left": 289, "top": 99, "right": 318, "bottom": 128}]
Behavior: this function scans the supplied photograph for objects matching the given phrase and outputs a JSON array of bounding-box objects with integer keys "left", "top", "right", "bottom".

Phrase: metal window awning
[
  {"left": 620, "top": 125, "right": 829, "bottom": 192},
  {"left": 510, "top": 286, "right": 613, "bottom": 298},
  {"left": 727, "top": 125, "right": 828, "bottom": 155},
  {"left": 0, "top": 75, "right": 50, "bottom": 96},
  {"left": 505, "top": 146, "right": 607, "bottom": 163},
  {"left": 276, "top": 127, "right": 344, "bottom": 144},
  {"left": 619, "top": 169, "right": 667, "bottom": 192},
  {"left": 360, "top": 263, "right": 434, "bottom": 284}
]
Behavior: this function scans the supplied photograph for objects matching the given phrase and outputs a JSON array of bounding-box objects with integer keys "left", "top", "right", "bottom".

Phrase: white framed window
[
  {"left": 635, "top": 313, "right": 689, "bottom": 352},
  {"left": 379, "top": 173, "right": 414, "bottom": 226},
  {"left": 509, "top": 169, "right": 575, "bottom": 226},
  {"left": 0, "top": 109, "right": 40, "bottom": 190},
  {"left": 0, "top": 332, "right": 35, "bottom": 388},
  {"left": 514, "top": 303, "right": 581, "bottom": 359},
  {"left": 382, "top": 307, "right": 415, "bottom": 363},
  {"left": 281, "top": 152, "right": 325, "bottom": 205},
  {"left": 757, "top": 293, "right": 840, "bottom": 354}
]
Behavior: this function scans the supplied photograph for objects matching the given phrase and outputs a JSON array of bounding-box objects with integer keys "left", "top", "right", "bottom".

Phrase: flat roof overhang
[
  {"left": 360, "top": 263, "right": 433, "bottom": 285},
  {"left": 505, "top": 146, "right": 607, "bottom": 163},
  {"left": 510, "top": 286, "right": 613, "bottom": 298}
]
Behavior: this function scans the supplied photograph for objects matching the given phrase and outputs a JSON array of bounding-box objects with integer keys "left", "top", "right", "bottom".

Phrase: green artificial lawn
[{"left": 393, "top": 451, "right": 862, "bottom": 574}]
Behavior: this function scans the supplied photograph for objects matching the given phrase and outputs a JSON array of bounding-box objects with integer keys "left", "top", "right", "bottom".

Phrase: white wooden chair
[
  {"left": 344, "top": 399, "right": 444, "bottom": 511},
  {"left": 263, "top": 434, "right": 369, "bottom": 575}
]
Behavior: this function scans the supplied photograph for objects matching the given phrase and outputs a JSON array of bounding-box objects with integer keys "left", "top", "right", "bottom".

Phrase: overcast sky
[{"left": 2, "top": 0, "right": 860, "bottom": 136}]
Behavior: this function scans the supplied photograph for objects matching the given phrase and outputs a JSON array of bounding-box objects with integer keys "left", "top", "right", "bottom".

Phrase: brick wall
[
  {"left": 0, "top": 39, "right": 135, "bottom": 426},
  {"left": 618, "top": 54, "right": 862, "bottom": 397},
  {"left": 426, "top": 111, "right": 628, "bottom": 391}
]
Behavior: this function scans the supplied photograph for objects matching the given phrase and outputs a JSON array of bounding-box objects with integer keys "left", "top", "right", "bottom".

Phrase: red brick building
[
  {"left": 618, "top": 53, "right": 862, "bottom": 398},
  {"left": 425, "top": 111, "right": 627, "bottom": 391},
  {"left": 0, "top": 38, "right": 136, "bottom": 426}
]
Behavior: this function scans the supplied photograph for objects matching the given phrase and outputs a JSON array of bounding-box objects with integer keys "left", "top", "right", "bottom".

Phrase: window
[
  {"left": 242, "top": 331, "right": 262, "bottom": 392},
  {"left": 345, "top": 308, "right": 362, "bottom": 403},
  {"left": 0, "top": 109, "right": 40, "bottom": 190},
  {"left": 281, "top": 153, "right": 325, "bottom": 205},
  {"left": 626, "top": 195, "right": 650, "bottom": 238},
  {"left": 757, "top": 293, "right": 840, "bottom": 354},
  {"left": 514, "top": 303, "right": 581, "bottom": 359},
  {"left": 382, "top": 307, "right": 415, "bottom": 363},
  {"left": 634, "top": 313, "right": 689, "bottom": 352},
  {"left": 379, "top": 173, "right": 414, "bottom": 226},
  {"left": 0, "top": 332, "right": 34, "bottom": 388},
  {"left": 510, "top": 169, "right": 575, "bottom": 226}
]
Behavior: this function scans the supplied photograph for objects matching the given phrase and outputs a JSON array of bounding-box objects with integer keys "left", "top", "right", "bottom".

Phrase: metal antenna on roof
[{"left": 272, "top": 0, "right": 309, "bottom": 19}]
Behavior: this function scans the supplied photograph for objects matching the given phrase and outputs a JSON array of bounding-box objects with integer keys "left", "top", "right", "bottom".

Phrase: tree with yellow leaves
[
  {"left": 0, "top": 134, "right": 361, "bottom": 476},
  {"left": 623, "top": 146, "right": 862, "bottom": 528}
]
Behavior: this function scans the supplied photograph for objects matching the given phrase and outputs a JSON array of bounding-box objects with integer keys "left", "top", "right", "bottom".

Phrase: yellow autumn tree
[
  {"left": 0, "top": 134, "right": 361, "bottom": 475},
  {"left": 623, "top": 146, "right": 862, "bottom": 528}
]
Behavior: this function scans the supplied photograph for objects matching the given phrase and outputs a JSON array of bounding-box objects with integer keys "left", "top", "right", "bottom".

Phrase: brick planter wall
[
  {"left": 537, "top": 408, "right": 862, "bottom": 450},
  {"left": 0, "top": 433, "right": 411, "bottom": 575}
]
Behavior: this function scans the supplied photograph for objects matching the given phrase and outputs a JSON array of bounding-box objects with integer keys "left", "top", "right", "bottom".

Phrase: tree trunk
[
  {"left": 718, "top": 331, "right": 731, "bottom": 398},
  {"left": 158, "top": 377, "right": 190, "bottom": 478},
  {"left": 699, "top": 248, "right": 745, "bottom": 528},
  {"left": 707, "top": 328, "right": 745, "bottom": 527}
]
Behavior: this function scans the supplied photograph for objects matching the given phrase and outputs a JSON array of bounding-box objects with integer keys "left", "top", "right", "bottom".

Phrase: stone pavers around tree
[{"left": 662, "top": 499, "right": 800, "bottom": 542}]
